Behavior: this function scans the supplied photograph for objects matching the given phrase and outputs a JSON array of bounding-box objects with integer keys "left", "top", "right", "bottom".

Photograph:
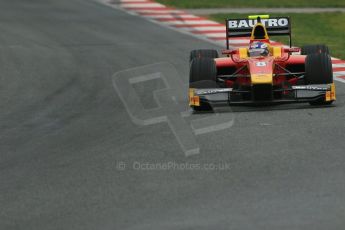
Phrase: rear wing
[{"left": 225, "top": 16, "right": 292, "bottom": 48}]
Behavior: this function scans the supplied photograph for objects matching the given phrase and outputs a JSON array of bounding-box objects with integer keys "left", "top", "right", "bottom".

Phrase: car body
[{"left": 189, "top": 15, "right": 336, "bottom": 111}]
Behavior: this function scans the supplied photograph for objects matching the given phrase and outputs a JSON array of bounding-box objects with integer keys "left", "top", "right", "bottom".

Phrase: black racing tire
[
  {"left": 301, "top": 44, "right": 329, "bottom": 55},
  {"left": 189, "top": 58, "right": 217, "bottom": 111},
  {"left": 305, "top": 53, "right": 334, "bottom": 105},
  {"left": 305, "top": 53, "right": 333, "bottom": 84},
  {"left": 189, "top": 49, "right": 219, "bottom": 63}
]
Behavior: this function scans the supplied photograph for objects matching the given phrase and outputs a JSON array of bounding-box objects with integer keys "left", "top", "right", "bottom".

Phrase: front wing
[{"left": 189, "top": 83, "right": 336, "bottom": 107}]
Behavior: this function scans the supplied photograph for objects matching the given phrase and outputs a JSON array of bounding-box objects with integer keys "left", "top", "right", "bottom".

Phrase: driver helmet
[{"left": 248, "top": 42, "right": 269, "bottom": 57}]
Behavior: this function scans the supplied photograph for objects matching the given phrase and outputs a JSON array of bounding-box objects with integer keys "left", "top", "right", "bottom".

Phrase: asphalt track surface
[{"left": 1, "top": 0, "right": 345, "bottom": 230}]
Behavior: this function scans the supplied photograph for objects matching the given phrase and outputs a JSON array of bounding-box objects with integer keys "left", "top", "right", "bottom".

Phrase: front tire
[
  {"left": 305, "top": 53, "right": 334, "bottom": 105},
  {"left": 189, "top": 58, "right": 217, "bottom": 111}
]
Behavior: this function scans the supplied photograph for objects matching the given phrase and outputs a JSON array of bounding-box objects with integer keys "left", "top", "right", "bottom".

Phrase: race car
[{"left": 189, "top": 15, "right": 336, "bottom": 111}]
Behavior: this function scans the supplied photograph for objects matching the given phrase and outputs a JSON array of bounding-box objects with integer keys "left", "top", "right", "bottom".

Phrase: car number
[{"left": 256, "top": 62, "right": 267, "bottom": 67}]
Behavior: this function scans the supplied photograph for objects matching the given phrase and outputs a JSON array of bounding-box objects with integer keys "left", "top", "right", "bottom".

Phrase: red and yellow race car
[{"left": 189, "top": 15, "right": 336, "bottom": 111}]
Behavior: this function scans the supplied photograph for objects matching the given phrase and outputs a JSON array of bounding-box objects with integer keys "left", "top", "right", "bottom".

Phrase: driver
[{"left": 248, "top": 42, "right": 269, "bottom": 57}]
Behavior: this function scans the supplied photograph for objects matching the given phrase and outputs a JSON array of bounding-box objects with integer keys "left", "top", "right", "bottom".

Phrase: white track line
[
  {"left": 134, "top": 9, "right": 184, "bottom": 13},
  {"left": 144, "top": 15, "right": 199, "bottom": 19},
  {"left": 121, "top": 0, "right": 148, "bottom": 2},
  {"left": 121, "top": 3, "right": 166, "bottom": 8},
  {"left": 333, "top": 64, "right": 345, "bottom": 68},
  {"left": 161, "top": 20, "right": 220, "bottom": 25}
]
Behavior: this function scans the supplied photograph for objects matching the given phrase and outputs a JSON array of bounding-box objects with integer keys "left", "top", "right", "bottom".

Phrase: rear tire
[
  {"left": 301, "top": 44, "right": 329, "bottom": 55},
  {"left": 189, "top": 49, "right": 219, "bottom": 63},
  {"left": 189, "top": 58, "right": 217, "bottom": 111},
  {"left": 305, "top": 53, "right": 333, "bottom": 105}
]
